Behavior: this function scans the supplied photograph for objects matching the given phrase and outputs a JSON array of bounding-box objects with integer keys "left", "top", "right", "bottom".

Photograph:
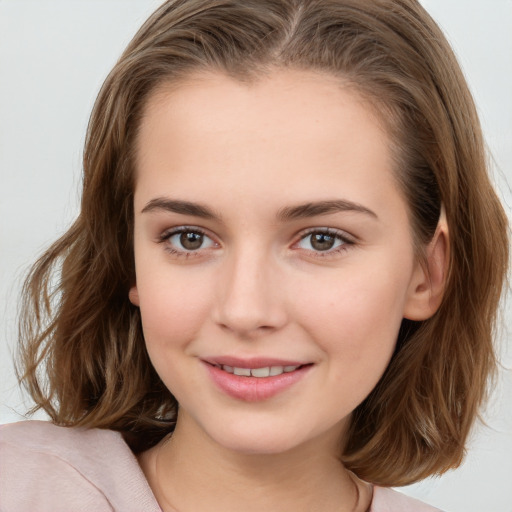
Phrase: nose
[{"left": 212, "top": 247, "right": 288, "bottom": 339}]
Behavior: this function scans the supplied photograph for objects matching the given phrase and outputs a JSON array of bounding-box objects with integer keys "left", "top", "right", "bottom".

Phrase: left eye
[
  {"left": 296, "top": 231, "right": 347, "bottom": 252},
  {"left": 166, "top": 229, "right": 216, "bottom": 252}
]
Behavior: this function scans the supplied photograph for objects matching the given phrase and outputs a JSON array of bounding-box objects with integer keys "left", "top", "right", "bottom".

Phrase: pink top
[{"left": 0, "top": 421, "right": 442, "bottom": 511}]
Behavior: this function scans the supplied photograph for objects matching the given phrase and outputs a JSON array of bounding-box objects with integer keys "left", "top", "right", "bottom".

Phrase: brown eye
[
  {"left": 180, "top": 231, "right": 204, "bottom": 250},
  {"left": 310, "top": 233, "right": 336, "bottom": 251},
  {"left": 296, "top": 229, "right": 350, "bottom": 254},
  {"left": 164, "top": 228, "right": 216, "bottom": 253}
]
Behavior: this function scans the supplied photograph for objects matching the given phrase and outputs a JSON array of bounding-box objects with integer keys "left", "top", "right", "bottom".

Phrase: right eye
[{"left": 160, "top": 227, "right": 217, "bottom": 256}]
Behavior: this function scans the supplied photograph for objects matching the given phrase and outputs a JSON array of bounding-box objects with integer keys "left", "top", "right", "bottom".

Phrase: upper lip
[{"left": 202, "top": 356, "right": 310, "bottom": 369}]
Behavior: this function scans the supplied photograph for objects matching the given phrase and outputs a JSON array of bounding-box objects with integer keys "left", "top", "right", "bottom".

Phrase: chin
[
  {"left": 216, "top": 432, "right": 304, "bottom": 456},
  {"left": 202, "top": 416, "right": 330, "bottom": 457}
]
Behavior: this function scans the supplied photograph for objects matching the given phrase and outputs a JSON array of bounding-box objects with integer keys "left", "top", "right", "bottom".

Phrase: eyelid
[
  {"left": 156, "top": 225, "right": 356, "bottom": 259},
  {"left": 158, "top": 225, "right": 220, "bottom": 256},
  {"left": 298, "top": 226, "right": 356, "bottom": 241},
  {"left": 158, "top": 224, "right": 209, "bottom": 239},
  {"left": 292, "top": 227, "right": 356, "bottom": 256}
]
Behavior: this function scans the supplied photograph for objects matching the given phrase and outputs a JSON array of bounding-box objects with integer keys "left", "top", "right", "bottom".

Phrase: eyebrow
[
  {"left": 141, "top": 198, "right": 222, "bottom": 220},
  {"left": 141, "top": 197, "right": 377, "bottom": 221},
  {"left": 277, "top": 199, "right": 378, "bottom": 221}
]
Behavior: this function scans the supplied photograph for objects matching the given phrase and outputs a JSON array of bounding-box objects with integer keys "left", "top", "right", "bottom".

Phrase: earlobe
[
  {"left": 129, "top": 285, "right": 140, "bottom": 307},
  {"left": 403, "top": 210, "right": 449, "bottom": 321}
]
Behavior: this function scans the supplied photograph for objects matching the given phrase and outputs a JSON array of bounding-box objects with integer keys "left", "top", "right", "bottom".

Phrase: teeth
[
  {"left": 270, "top": 366, "right": 284, "bottom": 376},
  {"left": 221, "top": 365, "right": 300, "bottom": 377},
  {"left": 233, "top": 367, "right": 251, "bottom": 376},
  {"left": 250, "top": 367, "right": 270, "bottom": 378}
]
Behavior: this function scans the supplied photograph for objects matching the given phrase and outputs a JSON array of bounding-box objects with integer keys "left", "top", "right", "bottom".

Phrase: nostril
[{"left": 216, "top": 319, "right": 279, "bottom": 337}]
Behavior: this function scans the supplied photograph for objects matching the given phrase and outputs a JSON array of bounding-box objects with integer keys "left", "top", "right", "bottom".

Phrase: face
[{"left": 130, "top": 69, "right": 427, "bottom": 455}]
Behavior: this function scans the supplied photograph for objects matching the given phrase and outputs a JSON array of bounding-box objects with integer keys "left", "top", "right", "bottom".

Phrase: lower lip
[{"left": 203, "top": 363, "right": 312, "bottom": 402}]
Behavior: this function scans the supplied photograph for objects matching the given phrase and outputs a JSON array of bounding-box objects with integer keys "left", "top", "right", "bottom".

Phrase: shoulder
[
  {"left": 0, "top": 420, "right": 160, "bottom": 512},
  {"left": 370, "top": 486, "right": 444, "bottom": 512}
]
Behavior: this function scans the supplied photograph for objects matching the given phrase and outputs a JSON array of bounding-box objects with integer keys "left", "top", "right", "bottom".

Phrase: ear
[
  {"left": 403, "top": 208, "right": 449, "bottom": 321},
  {"left": 129, "top": 285, "right": 140, "bottom": 307}
]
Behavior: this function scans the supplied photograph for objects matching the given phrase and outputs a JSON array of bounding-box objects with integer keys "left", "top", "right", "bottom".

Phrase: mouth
[
  {"left": 211, "top": 363, "right": 309, "bottom": 378},
  {"left": 202, "top": 359, "right": 313, "bottom": 402}
]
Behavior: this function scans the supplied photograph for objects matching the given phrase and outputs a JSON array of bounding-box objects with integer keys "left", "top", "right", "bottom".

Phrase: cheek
[
  {"left": 135, "top": 270, "right": 215, "bottom": 399},
  {"left": 290, "top": 259, "right": 411, "bottom": 378},
  {"left": 136, "top": 268, "right": 213, "bottom": 348}
]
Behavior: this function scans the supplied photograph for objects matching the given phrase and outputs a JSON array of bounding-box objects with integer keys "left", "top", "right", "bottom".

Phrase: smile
[
  {"left": 203, "top": 360, "right": 313, "bottom": 402},
  {"left": 216, "top": 364, "right": 302, "bottom": 378}
]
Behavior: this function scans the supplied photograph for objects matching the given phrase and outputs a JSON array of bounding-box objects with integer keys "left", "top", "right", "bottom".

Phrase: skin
[{"left": 130, "top": 69, "right": 447, "bottom": 512}]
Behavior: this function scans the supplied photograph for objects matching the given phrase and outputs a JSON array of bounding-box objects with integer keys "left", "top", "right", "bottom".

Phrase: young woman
[{"left": 1, "top": 1, "right": 509, "bottom": 511}]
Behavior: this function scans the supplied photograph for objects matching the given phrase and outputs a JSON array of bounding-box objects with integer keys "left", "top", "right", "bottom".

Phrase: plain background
[{"left": 0, "top": 1, "right": 510, "bottom": 511}]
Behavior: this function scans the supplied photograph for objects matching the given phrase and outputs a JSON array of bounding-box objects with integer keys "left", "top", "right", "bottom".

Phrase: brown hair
[{"left": 17, "top": 0, "right": 509, "bottom": 486}]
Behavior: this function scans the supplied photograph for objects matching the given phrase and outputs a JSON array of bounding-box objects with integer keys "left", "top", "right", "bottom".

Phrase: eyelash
[
  {"left": 158, "top": 226, "right": 215, "bottom": 259},
  {"left": 294, "top": 227, "right": 354, "bottom": 257},
  {"left": 157, "top": 226, "right": 355, "bottom": 259}
]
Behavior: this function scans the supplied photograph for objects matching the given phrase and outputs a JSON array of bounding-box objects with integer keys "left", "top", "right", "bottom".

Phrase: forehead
[
  {"left": 138, "top": 69, "right": 388, "bottom": 157},
  {"left": 134, "top": 69, "right": 404, "bottom": 222}
]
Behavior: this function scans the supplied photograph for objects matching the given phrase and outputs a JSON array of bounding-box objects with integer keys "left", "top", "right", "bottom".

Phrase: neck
[{"left": 138, "top": 411, "right": 372, "bottom": 512}]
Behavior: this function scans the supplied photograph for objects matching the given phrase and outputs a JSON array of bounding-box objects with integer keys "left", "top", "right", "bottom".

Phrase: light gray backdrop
[{"left": 0, "top": 1, "right": 511, "bottom": 511}]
